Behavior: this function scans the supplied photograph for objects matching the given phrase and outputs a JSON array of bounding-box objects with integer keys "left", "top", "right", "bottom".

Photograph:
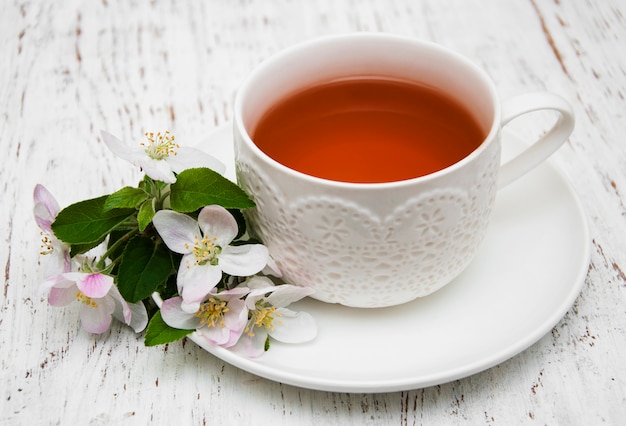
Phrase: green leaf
[
  {"left": 170, "top": 167, "right": 255, "bottom": 213},
  {"left": 137, "top": 199, "right": 156, "bottom": 232},
  {"left": 158, "top": 271, "right": 181, "bottom": 300},
  {"left": 144, "top": 310, "right": 193, "bottom": 346},
  {"left": 117, "top": 235, "right": 174, "bottom": 303},
  {"left": 51, "top": 196, "right": 136, "bottom": 245},
  {"left": 104, "top": 186, "right": 149, "bottom": 211},
  {"left": 69, "top": 240, "right": 104, "bottom": 257}
]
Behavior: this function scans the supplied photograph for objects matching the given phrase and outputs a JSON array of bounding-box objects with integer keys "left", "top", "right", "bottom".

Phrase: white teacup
[{"left": 233, "top": 33, "right": 574, "bottom": 308}]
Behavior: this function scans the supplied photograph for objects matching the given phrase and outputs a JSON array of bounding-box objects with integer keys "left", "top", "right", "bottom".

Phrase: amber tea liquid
[{"left": 252, "top": 78, "right": 486, "bottom": 183}]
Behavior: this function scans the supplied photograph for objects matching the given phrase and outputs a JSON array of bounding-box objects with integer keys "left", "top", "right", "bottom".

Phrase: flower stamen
[
  {"left": 245, "top": 302, "right": 280, "bottom": 337},
  {"left": 195, "top": 297, "right": 230, "bottom": 328},
  {"left": 39, "top": 232, "right": 54, "bottom": 255},
  {"left": 75, "top": 291, "right": 98, "bottom": 308},
  {"left": 192, "top": 235, "right": 221, "bottom": 266},
  {"left": 141, "top": 130, "right": 179, "bottom": 160}
]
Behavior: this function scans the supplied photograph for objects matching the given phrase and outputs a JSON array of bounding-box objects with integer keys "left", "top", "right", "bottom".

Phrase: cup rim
[{"left": 234, "top": 32, "right": 501, "bottom": 189}]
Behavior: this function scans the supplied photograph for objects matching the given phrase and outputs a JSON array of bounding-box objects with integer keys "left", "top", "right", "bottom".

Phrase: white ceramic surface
[
  {"left": 232, "top": 34, "right": 575, "bottom": 307},
  {"left": 191, "top": 124, "right": 590, "bottom": 393}
]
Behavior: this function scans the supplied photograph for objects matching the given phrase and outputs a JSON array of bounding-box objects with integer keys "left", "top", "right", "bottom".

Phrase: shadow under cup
[{"left": 233, "top": 34, "right": 502, "bottom": 308}]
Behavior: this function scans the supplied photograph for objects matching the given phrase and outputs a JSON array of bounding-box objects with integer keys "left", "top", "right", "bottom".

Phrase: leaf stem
[
  {"left": 158, "top": 190, "right": 170, "bottom": 206},
  {"left": 97, "top": 228, "right": 139, "bottom": 268},
  {"left": 146, "top": 176, "right": 169, "bottom": 211}
]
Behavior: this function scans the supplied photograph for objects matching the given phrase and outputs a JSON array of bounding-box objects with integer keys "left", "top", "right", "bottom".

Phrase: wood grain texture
[{"left": 1, "top": 0, "right": 625, "bottom": 424}]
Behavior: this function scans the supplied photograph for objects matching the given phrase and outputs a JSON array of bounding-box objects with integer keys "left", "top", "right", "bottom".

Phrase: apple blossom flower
[
  {"left": 153, "top": 205, "right": 269, "bottom": 313},
  {"left": 232, "top": 276, "right": 317, "bottom": 358},
  {"left": 161, "top": 286, "right": 250, "bottom": 348},
  {"left": 44, "top": 271, "right": 148, "bottom": 334},
  {"left": 101, "top": 130, "right": 226, "bottom": 183},
  {"left": 33, "top": 185, "right": 71, "bottom": 284}
]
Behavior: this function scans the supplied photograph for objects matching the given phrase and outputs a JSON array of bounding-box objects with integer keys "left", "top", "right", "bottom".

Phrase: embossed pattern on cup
[{"left": 236, "top": 137, "right": 500, "bottom": 307}]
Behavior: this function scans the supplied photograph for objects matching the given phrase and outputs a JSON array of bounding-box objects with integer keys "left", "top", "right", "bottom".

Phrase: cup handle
[{"left": 497, "top": 92, "right": 575, "bottom": 188}]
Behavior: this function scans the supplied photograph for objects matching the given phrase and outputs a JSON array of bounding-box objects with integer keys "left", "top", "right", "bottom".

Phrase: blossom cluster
[{"left": 34, "top": 130, "right": 316, "bottom": 357}]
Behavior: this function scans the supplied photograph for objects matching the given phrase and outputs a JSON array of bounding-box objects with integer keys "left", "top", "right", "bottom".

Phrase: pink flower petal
[
  {"left": 64, "top": 272, "right": 113, "bottom": 298},
  {"left": 33, "top": 184, "right": 60, "bottom": 217},
  {"left": 161, "top": 297, "right": 201, "bottom": 329},
  {"left": 222, "top": 298, "right": 248, "bottom": 327},
  {"left": 79, "top": 296, "right": 115, "bottom": 334},
  {"left": 39, "top": 272, "right": 73, "bottom": 296},
  {"left": 48, "top": 284, "right": 78, "bottom": 307},
  {"left": 33, "top": 184, "right": 60, "bottom": 233},
  {"left": 196, "top": 323, "right": 232, "bottom": 346},
  {"left": 231, "top": 330, "right": 269, "bottom": 358}
]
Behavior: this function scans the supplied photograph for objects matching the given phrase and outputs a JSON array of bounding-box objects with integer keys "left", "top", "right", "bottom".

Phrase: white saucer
[{"left": 191, "top": 124, "right": 590, "bottom": 393}]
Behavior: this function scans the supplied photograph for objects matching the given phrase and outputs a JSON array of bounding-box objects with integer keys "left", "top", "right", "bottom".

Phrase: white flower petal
[
  {"left": 219, "top": 244, "right": 269, "bottom": 277},
  {"left": 167, "top": 147, "right": 226, "bottom": 176},
  {"left": 197, "top": 205, "right": 238, "bottom": 245},
  {"left": 210, "top": 286, "right": 251, "bottom": 300},
  {"left": 108, "top": 285, "right": 132, "bottom": 324},
  {"left": 266, "top": 284, "right": 315, "bottom": 308},
  {"left": 269, "top": 309, "right": 317, "bottom": 343},
  {"left": 245, "top": 276, "right": 275, "bottom": 291},
  {"left": 153, "top": 210, "right": 199, "bottom": 254},
  {"left": 42, "top": 245, "right": 71, "bottom": 279},
  {"left": 101, "top": 131, "right": 180, "bottom": 182},
  {"left": 126, "top": 301, "right": 149, "bottom": 332},
  {"left": 262, "top": 255, "right": 282, "bottom": 277},
  {"left": 244, "top": 277, "right": 276, "bottom": 309},
  {"left": 101, "top": 131, "right": 136, "bottom": 161},
  {"left": 107, "top": 285, "right": 148, "bottom": 332},
  {"left": 181, "top": 300, "right": 201, "bottom": 314},
  {"left": 161, "top": 297, "right": 201, "bottom": 329},
  {"left": 138, "top": 157, "right": 177, "bottom": 183},
  {"left": 177, "top": 261, "right": 222, "bottom": 311}
]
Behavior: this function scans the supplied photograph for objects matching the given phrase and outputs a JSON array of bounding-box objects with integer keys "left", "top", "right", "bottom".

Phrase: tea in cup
[{"left": 233, "top": 33, "right": 574, "bottom": 308}]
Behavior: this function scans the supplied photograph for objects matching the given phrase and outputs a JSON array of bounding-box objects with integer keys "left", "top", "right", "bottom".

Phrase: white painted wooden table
[{"left": 2, "top": 0, "right": 625, "bottom": 424}]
